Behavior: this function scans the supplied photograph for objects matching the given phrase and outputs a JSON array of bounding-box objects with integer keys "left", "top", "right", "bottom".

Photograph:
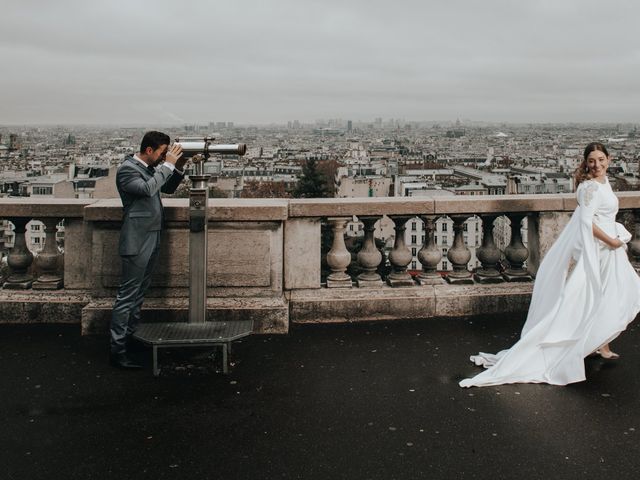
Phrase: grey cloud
[{"left": 1, "top": 0, "right": 639, "bottom": 124}]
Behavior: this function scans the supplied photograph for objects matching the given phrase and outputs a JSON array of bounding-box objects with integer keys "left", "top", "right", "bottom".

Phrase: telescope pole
[{"left": 188, "top": 157, "right": 209, "bottom": 324}]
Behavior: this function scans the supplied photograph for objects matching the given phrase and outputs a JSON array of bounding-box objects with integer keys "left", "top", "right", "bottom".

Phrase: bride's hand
[{"left": 611, "top": 238, "right": 625, "bottom": 249}]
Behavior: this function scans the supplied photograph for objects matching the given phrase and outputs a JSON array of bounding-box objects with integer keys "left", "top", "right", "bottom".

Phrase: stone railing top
[
  {"left": 289, "top": 194, "right": 578, "bottom": 217},
  {"left": 433, "top": 194, "right": 566, "bottom": 215},
  {"left": 289, "top": 197, "right": 436, "bottom": 217},
  {"left": 558, "top": 191, "right": 640, "bottom": 211},
  {"left": 2, "top": 192, "right": 639, "bottom": 223},
  {"left": 83, "top": 198, "right": 289, "bottom": 222},
  {"left": 0, "top": 198, "right": 95, "bottom": 218}
]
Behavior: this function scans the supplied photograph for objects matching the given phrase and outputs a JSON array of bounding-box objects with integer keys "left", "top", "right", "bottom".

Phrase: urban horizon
[{"left": 1, "top": 118, "right": 639, "bottom": 129}]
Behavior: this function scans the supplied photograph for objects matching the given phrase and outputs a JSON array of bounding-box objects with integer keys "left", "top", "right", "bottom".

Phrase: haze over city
[{"left": 1, "top": 0, "right": 639, "bottom": 125}]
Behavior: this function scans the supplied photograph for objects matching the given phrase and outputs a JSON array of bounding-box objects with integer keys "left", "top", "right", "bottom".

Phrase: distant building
[
  {"left": 446, "top": 129, "right": 465, "bottom": 138},
  {"left": 24, "top": 174, "right": 74, "bottom": 198},
  {"left": 8, "top": 134, "right": 19, "bottom": 151},
  {"left": 337, "top": 176, "right": 391, "bottom": 198},
  {"left": 69, "top": 164, "right": 118, "bottom": 198},
  {"left": 453, "top": 183, "right": 488, "bottom": 195}
]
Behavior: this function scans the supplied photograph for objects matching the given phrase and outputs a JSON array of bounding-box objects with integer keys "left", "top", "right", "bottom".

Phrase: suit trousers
[{"left": 110, "top": 231, "right": 161, "bottom": 355}]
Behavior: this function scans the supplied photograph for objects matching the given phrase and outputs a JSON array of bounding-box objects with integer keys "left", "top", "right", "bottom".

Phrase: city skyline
[{"left": 1, "top": 1, "right": 639, "bottom": 125}]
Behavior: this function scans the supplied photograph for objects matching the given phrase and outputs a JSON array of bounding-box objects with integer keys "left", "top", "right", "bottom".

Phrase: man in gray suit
[{"left": 110, "top": 131, "right": 185, "bottom": 369}]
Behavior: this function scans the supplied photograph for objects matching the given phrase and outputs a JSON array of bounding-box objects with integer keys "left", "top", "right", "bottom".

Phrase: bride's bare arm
[{"left": 592, "top": 224, "right": 624, "bottom": 249}]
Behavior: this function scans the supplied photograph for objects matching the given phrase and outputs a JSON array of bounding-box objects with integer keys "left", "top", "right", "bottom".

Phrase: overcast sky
[{"left": 1, "top": 0, "right": 639, "bottom": 125}]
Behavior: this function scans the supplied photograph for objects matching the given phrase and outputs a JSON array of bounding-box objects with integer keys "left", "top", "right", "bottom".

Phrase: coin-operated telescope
[
  {"left": 132, "top": 136, "right": 252, "bottom": 376},
  {"left": 175, "top": 136, "right": 248, "bottom": 319},
  {"left": 175, "top": 136, "right": 247, "bottom": 175}
]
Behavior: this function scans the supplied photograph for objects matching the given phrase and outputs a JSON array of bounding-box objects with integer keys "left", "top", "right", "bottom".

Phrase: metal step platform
[{"left": 132, "top": 320, "right": 253, "bottom": 376}]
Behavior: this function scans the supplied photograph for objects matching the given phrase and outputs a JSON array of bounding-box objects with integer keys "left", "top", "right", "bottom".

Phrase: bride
[{"left": 460, "top": 142, "right": 640, "bottom": 388}]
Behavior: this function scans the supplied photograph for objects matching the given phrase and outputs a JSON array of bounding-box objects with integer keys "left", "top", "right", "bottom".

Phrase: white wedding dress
[{"left": 460, "top": 178, "right": 640, "bottom": 387}]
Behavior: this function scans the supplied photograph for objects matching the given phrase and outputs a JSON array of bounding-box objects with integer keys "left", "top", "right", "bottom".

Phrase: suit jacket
[{"left": 116, "top": 155, "right": 184, "bottom": 256}]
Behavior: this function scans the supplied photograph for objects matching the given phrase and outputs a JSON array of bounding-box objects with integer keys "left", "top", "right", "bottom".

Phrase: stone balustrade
[
  {"left": 1, "top": 199, "right": 92, "bottom": 290},
  {"left": 1, "top": 193, "right": 640, "bottom": 333}
]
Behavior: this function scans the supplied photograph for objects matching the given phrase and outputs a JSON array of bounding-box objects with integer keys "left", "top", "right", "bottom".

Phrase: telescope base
[{"left": 132, "top": 320, "right": 253, "bottom": 377}]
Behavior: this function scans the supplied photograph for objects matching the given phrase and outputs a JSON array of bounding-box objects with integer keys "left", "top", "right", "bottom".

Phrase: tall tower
[{"left": 8, "top": 134, "right": 18, "bottom": 151}]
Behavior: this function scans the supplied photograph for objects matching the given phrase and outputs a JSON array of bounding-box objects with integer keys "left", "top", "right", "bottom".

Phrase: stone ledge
[
  {"left": 289, "top": 283, "right": 533, "bottom": 324},
  {"left": 289, "top": 197, "right": 436, "bottom": 217},
  {"left": 84, "top": 198, "right": 289, "bottom": 222},
  {"left": 287, "top": 194, "right": 587, "bottom": 218},
  {"left": 564, "top": 191, "right": 640, "bottom": 211},
  {"left": 0, "top": 290, "right": 89, "bottom": 325},
  {"left": 81, "top": 296, "right": 289, "bottom": 336},
  {"left": 613, "top": 192, "right": 640, "bottom": 210},
  {"left": 290, "top": 286, "right": 437, "bottom": 324},
  {"left": 0, "top": 283, "right": 552, "bottom": 332},
  {"left": 433, "top": 283, "right": 532, "bottom": 317},
  {"left": 0, "top": 198, "right": 94, "bottom": 218},
  {"left": 433, "top": 195, "right": 566, "bottom": 215}
]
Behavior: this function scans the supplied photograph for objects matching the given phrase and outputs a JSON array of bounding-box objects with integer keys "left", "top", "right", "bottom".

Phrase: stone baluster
[
  {"left": 503, "top": 213, "right": 533, "bottom": 282},
  {"left": 33, "top": 218, "right": 63, "bottom": 290},
  {"left": 416, "top": 215, "right": 444, "bottom": 285},
  {"left": 326, "top": 217, "right": 352, "bottom": 288},
  {"left": 475, "top": 214, "right": 504, "bottom": 284},
  {"left": 3, "top": 218, "right": 34, "bottom": 289},
  {"left": 386, "top": 215, "right": 415, "bottom": 287},
  {"left": 356, "top": 216, "right": 383, "bottom": 287},
  {"left": 446, "top": 215, "right": 474, "bottom": 284}
]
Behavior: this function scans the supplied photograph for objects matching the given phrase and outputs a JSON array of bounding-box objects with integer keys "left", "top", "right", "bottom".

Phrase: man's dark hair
[{"left": 140, "top": 131, "right": 170, "bottom": 153}]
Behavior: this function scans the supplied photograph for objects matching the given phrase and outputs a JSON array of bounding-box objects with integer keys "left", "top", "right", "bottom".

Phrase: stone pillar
[
  {"left": 386, "top": 215, "right": 415, "bottom": 287},
  {"left": 285, "top": 218, "right": 322, "bottom": 289},
  {"left": 475, "top": 214, "right": 503, "bottom": 284},
  {"left": 446, "top": 215, "right": 474, "bottom": 284},
  {"left": 416, "top": 215, "right": 444, "bottom": 285},
  {"left": 33, "top": 217, "right": 64, "bottom": 290},
  {"left": 630, "top": 209, "right": 640, "bottom": 273},
  {"left": 356, "top": 216, "right": 383, "bottom": 288},
  {"left": 3, "top": 218, "right": 34, "bottom": 289},
  {"left": 326, "top": 217, "right": 352, "bottom": 288},
  {"left": 503, "top": 213, "right": 533, "bottom": 282},
  {"left": 526, "top": 211, "right": 571, "bottom": 275}
]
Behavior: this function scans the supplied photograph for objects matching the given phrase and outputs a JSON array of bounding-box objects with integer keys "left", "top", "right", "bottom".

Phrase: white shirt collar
[{"left": 133, "top": 154, "right": 150, "bottom": 168}]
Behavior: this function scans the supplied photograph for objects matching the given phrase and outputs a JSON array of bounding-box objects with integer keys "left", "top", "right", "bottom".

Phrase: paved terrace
[{"left": 3, "top": 314, "right": 640, "bottom": 480}]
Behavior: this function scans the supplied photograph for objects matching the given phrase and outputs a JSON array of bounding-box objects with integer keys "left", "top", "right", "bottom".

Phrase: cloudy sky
[{"left": 1, "top": 0, "right": 638, "bottom": 125}]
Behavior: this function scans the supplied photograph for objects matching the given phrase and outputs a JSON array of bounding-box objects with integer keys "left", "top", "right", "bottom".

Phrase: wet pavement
[{"left": 2, "top": 314, "right": 640, "bottom": 480}]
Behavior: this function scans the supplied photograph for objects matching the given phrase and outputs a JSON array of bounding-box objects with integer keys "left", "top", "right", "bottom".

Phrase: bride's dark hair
[{"left": 574, "top": 142, "right": 609, "bottom": 187}]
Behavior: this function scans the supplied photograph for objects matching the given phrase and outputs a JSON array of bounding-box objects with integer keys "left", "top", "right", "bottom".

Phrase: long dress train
[{"left": 460, "top": 178, "right": 640, "bottom": 387}]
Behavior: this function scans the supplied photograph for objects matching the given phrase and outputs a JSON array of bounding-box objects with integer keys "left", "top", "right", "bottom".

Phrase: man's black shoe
[{"left": 110, "top": 353, "right": 142, "bottom": 370}]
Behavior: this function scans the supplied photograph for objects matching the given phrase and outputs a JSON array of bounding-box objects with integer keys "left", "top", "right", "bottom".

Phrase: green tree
[
  {"left": 316, "top": 159, "right": 339, "bottom": 196},
  {"left": 293, "top": 159, "right": 330, "bottom": 198}
]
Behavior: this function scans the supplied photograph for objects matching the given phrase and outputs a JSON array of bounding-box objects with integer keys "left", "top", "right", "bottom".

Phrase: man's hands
[
  {"left": 175, "top": 154, "right": 188, "bottom": 172},
  {"left": 164, "top": 143, "right": 183, "bottom": 166}
]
